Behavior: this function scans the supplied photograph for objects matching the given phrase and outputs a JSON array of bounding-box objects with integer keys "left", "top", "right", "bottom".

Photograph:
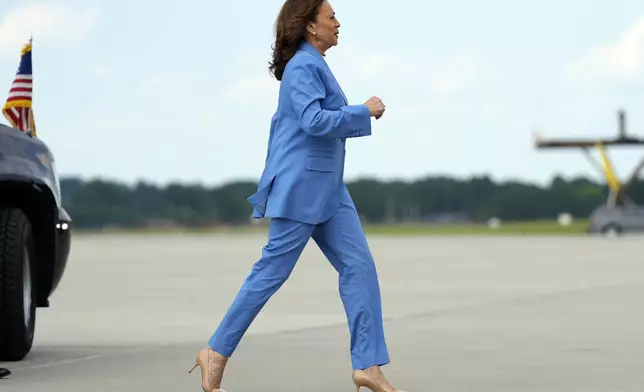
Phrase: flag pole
[{"left": 28, "top": 32, "right": 35, "bottom": 137}]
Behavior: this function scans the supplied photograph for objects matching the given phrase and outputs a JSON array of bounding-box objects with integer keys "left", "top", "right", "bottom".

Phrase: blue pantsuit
[{"left": 208, "top": 41, "right": 389, "bottom": 370}]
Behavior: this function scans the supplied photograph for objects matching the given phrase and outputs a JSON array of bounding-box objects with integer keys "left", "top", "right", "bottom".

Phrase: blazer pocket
[{"left": 305, "top": 156, "right": 335, "bottom": 172}]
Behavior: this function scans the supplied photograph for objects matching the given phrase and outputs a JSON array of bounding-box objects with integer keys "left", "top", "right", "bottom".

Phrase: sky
[{"left": 0, "top": 0, "right": 643, "bottom": 188}]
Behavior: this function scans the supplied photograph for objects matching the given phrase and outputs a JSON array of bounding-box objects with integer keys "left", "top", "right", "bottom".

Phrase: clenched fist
[{"left": 364, "top": 96, "right": 386, "bottom": 119}]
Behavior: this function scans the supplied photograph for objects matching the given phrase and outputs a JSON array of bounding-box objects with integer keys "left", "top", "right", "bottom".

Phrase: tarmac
[{"left": 1, "top": 232, "right": 644, "bottom": 391}]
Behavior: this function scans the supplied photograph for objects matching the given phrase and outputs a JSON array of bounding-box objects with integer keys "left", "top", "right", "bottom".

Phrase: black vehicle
[{"left": 0, "top": 123, "right": 72, "bottom": 361}]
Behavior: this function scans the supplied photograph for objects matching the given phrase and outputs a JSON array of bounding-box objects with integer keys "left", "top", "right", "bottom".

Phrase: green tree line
[{"left": 59, "top": 175, "right": 644, "bottom": 229}]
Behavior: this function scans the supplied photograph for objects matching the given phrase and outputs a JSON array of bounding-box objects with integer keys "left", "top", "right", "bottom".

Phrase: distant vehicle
[
  {"left": 535, "top": 110, "right": 644, "bottom": 237},
  {"left": 588, "top": 204, "right": 644, "bottom": 235},
  {"left": 0, "top": 123, "right": 72, "bottom": 361}
]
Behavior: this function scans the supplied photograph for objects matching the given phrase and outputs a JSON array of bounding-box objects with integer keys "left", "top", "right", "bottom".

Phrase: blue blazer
[{"left": 247, "top": 41, "right": 372, "bottom": 225}]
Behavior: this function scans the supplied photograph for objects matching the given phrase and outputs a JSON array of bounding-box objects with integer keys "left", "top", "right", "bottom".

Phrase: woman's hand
[{"left": 364, "top": 96, "right": 386, "bottom": 119}]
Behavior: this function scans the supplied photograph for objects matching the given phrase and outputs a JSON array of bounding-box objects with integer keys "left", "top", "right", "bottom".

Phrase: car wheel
[
  {"left": 600, "top": 223, "right": 623, "bottom": 237},
  {"left": 0, "top": 207, "right": 37, "bottom": 361}
]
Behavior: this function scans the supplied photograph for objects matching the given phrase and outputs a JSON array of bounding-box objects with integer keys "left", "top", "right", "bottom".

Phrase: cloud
[
  {"left": 427, "top": 48, "right": 498, "bottom": 95},
  {"left": 329, "top": 46, "right": 407, "bottom": 82},
  {"left": 138, "top": 71, "right": 197, "bottom": 96},
  {"left": 329, "top": 44, "right": 497, "bottom": 96},
  {"left": 92, "top": 64, "right": 113, "bottom": 78},
  {"left": 567, "top": 15, "right": 644, "bottom": 85},
  {"left": 216, "top": 43, "right": 499, "bottom": 116},
  {"left": 218, "top": 49, "right": 279, "bottom": 106},
  {"left": 327, "top": 44, "right": 410, "bottom": 86},
  {"left": 0, "top": 3, "right": 100, "bottom": 56},
  {"left": 222, "top": 75, "right": 277, "bottom": 105}
]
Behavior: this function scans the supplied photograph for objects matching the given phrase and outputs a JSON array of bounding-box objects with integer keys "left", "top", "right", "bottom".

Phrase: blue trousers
[{"left": 208, "top": 198, "right": 390, "bottom": 370}]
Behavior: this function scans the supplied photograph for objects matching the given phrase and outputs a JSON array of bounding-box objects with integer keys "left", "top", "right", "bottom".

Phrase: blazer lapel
[
  {"left": 329, "top": 72, "right": 348, "bottom": 105},
  {"left": 298, "top": 41, "right": 348, "bottom": 105}
]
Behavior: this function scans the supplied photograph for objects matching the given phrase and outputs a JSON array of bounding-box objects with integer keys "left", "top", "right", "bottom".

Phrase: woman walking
[{"left": 190, "top": 1, "right": 405, "bottom": 391}]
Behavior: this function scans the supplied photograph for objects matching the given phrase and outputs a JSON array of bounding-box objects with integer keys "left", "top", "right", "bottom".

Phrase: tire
[
  {"left": 600, "top": 223, "right": 623, "bottom": 237},
  {"left": 0, "top": 207, "right": 37, "bottom": 361}
]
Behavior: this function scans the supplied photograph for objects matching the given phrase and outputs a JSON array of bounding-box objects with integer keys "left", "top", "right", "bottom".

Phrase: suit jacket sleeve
[{"left": 287, "top": 60, "right": 372, "bottom": 139}]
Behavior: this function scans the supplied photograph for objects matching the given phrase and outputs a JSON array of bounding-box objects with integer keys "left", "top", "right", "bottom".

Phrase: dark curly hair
[{"left": 268, "top": 0, "right": 325, "bottom": 81}]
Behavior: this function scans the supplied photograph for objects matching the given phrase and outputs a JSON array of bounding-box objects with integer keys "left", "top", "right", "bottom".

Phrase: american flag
[{"left": 2, "top": 39, "right": 36, "bottom": 137}]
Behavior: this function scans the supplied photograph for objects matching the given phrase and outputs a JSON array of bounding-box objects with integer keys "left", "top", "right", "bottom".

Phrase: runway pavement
[{"left": 1, "top": 232, "right": 644, "bottom": 391}]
